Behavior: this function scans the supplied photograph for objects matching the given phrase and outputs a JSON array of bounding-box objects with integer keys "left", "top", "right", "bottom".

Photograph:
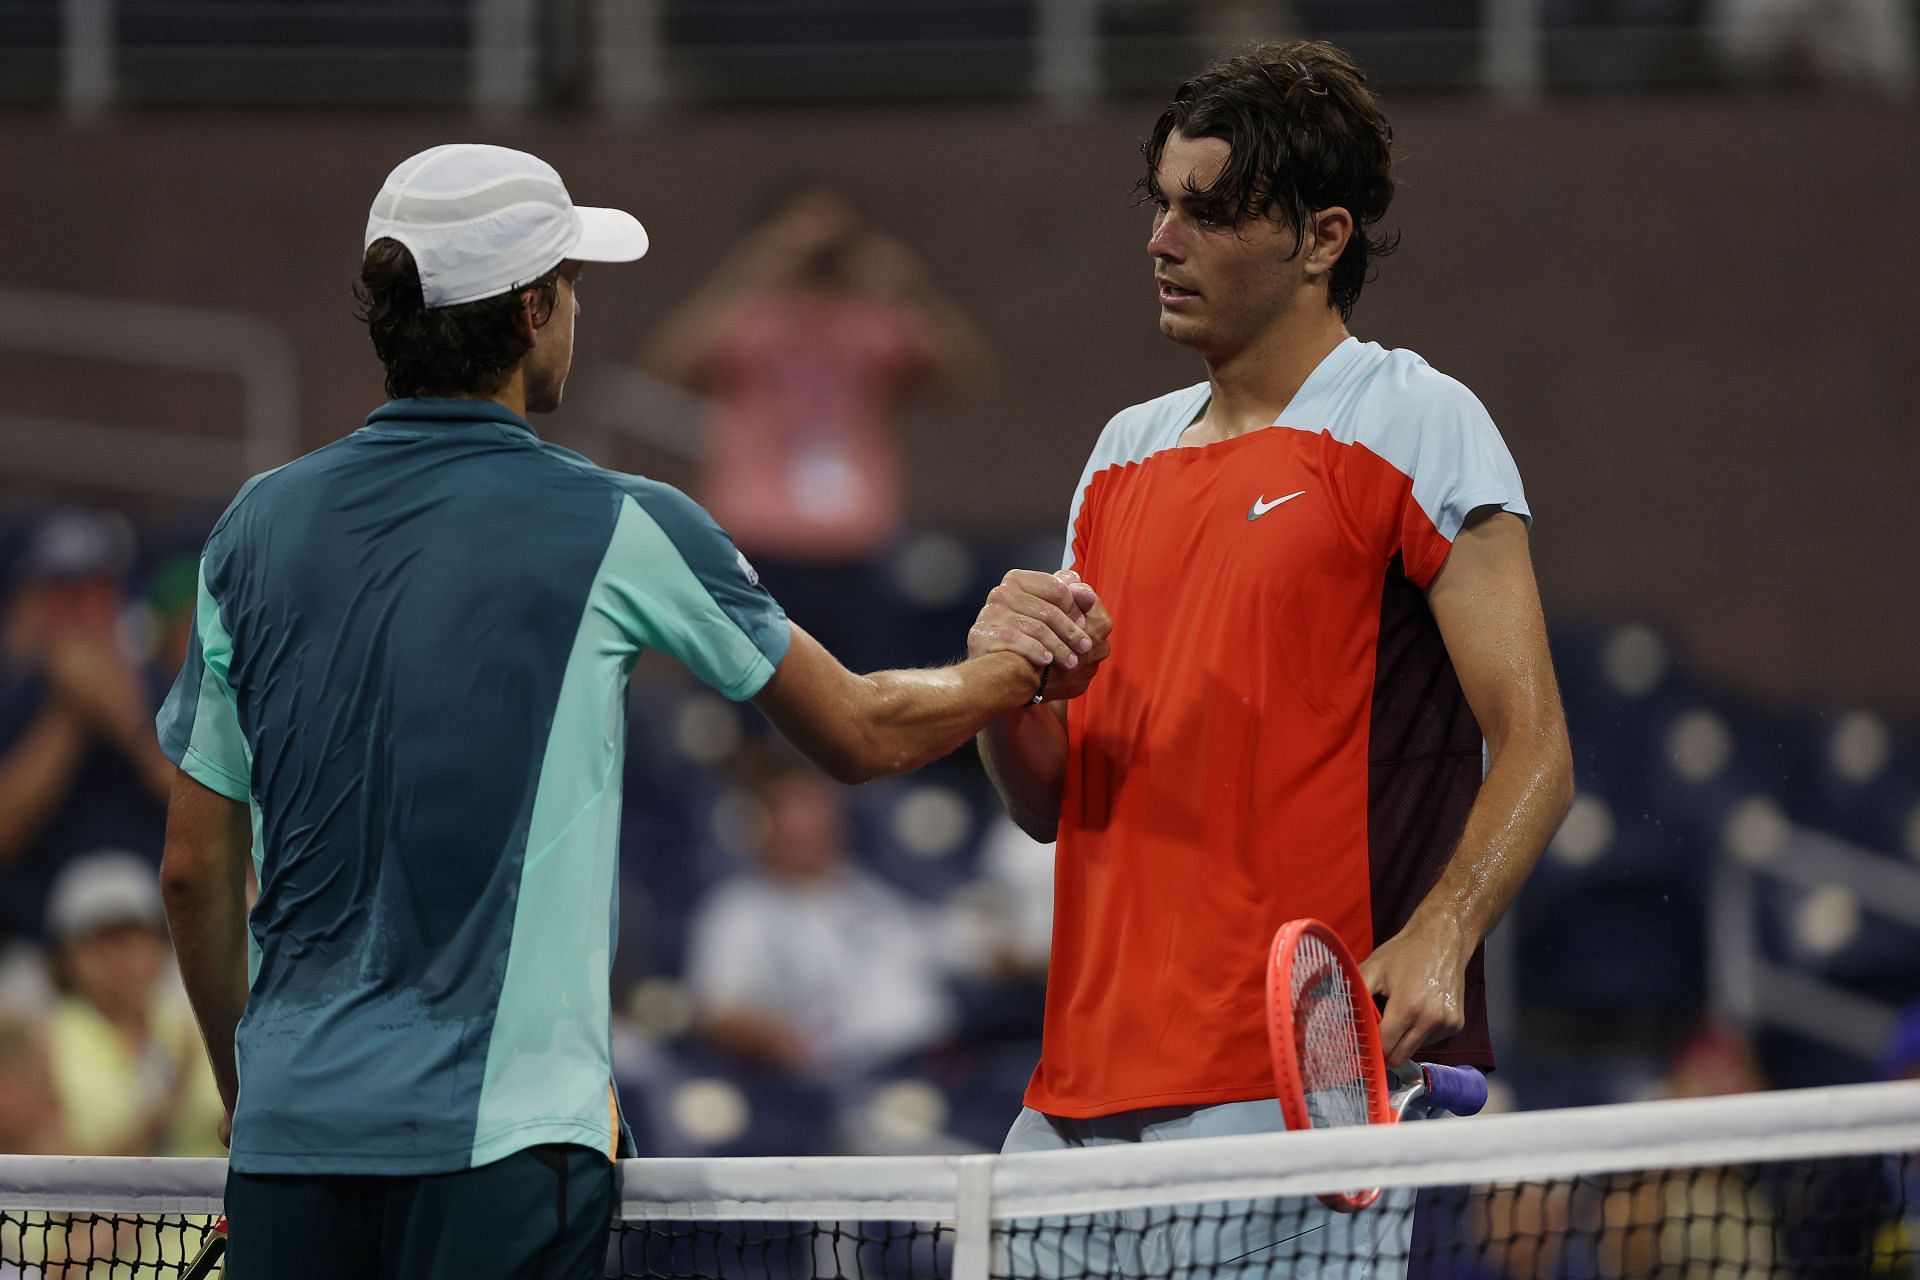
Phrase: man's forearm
[
  {"left": 836, "top": 653, "right": 1041, "bottom": 784},
  {"left": 1409, "top": 727, "right": 1573, "bottom": 944},
  {"left": 160, "top": 822, "right": 251, "bottom": 1115},
  {"left": 978, "top": 705, "right": 1068, "bottom": 841}
]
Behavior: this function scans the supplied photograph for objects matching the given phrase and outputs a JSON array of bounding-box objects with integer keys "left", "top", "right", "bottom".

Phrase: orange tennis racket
[
  {"left": 1267, "top": 919, "right": 1490, "bottom": 1213},
  {"left": 1266, "top": 918, "right": 1397, "bottom": 1211}
]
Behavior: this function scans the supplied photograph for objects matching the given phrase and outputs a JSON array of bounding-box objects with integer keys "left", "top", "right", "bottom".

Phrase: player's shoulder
[
  {"left": 204, "top": 439, "right": 355, "bottom": 548},
  {"left": 1085, "top": 381, "right": 1209, "bottom": 473},
  {"left": 534, "top": 445, "right": 766, "bottom": 588},
  {"left": 537, "top": 446, "right": 724, "bottom": 540},
  {"left": 1334, "top": 341, "right": 1494, "bottom": 434},
  {"left": 1295, "top": 340, "right": 1502, "bottom": 468}
]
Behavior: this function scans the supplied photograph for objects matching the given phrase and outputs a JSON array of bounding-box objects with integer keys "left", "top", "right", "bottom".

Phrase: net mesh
[
  {"left": 1288, "top": 930, "right": 1371, "bottom": 1131},
  {"left": 3, "top": 1083, "right": 1917, "bottom": 1279},
  {"left": 1, "top": 1211, "right": 221, "bottom": 1277}
]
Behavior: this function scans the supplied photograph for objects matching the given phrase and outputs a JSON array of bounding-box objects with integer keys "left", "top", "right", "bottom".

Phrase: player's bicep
[
  {"left": 160, "top": 767, "right": 252, "bottom": 887},
  {"left": 1426, "top": 510, "right": 1565, "bottom": 758}
]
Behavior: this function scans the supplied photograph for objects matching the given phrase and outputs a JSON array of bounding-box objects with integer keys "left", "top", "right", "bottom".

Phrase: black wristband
[{"left": 1030, "top": 664, "right": 1051, "bottom": 705}]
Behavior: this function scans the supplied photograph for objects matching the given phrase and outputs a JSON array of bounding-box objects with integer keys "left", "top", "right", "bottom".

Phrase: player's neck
[
  {"left": 486, "top": 370, "right": 529, "bottom": 420},
  {"left": 1197, "top": 307, "right": 1348, "bottom": 442}
]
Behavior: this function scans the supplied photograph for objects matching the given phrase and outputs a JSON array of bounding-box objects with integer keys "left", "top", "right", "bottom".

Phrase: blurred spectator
[
  {"left": 639, "top": 183, "right": 986, "bottom": 669},
  {"left": 685, "top": 768, "right": 960, "bottom": 1078},
  {"left": 956, "top": 814, "right": 1055, "bottom": 982},
  {"left": 142, "top": 552, "right": 201, "bottom": 680},
  {"left": 44, "top": 852, "right": 226, "bottom": 1156},
  {"left": 1656, "top": 1023, "right": 1770, "bottom": 1098},
  {"left": 1708, "top": 0, "right": 1917, "bottom": 93},
  {"left": 0, "top": 510, "right": 172, "bottom": 942},
  {"left": 0, "top": 1010, "right": 67, "bottom": 1154}
]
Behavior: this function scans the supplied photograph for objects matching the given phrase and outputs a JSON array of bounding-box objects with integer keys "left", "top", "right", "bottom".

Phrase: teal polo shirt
[{"left": 157, "top": 398, "right": 789, "bottom": 1175}]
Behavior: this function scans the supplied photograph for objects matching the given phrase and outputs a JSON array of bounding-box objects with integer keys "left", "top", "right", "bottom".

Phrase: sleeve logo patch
[{"left": 735, "top": 550, "right": 761, "bottom": 587}]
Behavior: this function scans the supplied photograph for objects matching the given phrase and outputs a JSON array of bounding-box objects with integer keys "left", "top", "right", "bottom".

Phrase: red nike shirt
[{"left": 1027, "top": 339, "right": 1530, "bottom": 1118}]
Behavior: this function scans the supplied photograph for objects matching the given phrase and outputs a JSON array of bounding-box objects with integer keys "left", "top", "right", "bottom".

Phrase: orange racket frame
[{"left": 1266, "top": 918, "right": 1396, "bottom": 1211}]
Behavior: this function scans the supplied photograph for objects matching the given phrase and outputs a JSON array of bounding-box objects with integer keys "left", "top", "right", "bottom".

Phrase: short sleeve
[
  {"left": 156, "top": 560, "right": 252, "bottom": 802},
  {"left": 601, "top": 485, "right": 792, "bottom": 701},
  {"left": 1355, "top": 373, "right": 1530, "bottom": 589},
  {"left": 1060, "top": 409, "right": 1131, "bottom": 573},
  {"left": 1066, "top": 480, "right": 1100, "bottom": 580},
  {"left": 1062, "top": 386, "right": 1207, "bottom": 573}
]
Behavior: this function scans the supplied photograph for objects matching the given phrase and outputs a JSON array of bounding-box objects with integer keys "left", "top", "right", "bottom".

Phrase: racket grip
[{"left": 1419, "top": 1063, "right": 1488, "bottom": 1116}]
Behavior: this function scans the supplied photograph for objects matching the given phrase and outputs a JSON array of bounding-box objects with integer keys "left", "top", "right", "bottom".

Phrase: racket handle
[
  {"left": 1419, "top": 1063, "right": 1488, "bottom": 1116},
  {"left": 182, "top": 1218, "right": 227, "bottom": 1280}
]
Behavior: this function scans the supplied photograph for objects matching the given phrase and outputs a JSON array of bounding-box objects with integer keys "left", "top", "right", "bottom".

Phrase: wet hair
[
  {"left": 1141, "top": 40, "right": 1399, "bottom": 321},
  {"left": 353, "top": 239, "right": 560, "bottom": 399}
]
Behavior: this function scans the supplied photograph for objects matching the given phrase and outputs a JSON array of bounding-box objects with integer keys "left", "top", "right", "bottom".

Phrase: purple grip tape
[{"left": 1419, "top": 1063, "right": 1488, "bottom": 1116}]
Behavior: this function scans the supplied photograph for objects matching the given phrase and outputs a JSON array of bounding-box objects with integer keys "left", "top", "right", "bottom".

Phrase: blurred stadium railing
[
  {"left": 1712, "top": 816, "right": 1920, "bottom": 1065},
  {"left": 5, "top": 0, "right": 1910, "bottom": 115},
  {"left": 0, "top": 286, "right": 295, "bottom": 497}
]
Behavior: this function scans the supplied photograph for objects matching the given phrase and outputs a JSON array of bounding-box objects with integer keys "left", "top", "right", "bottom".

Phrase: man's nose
[{"left": 1147, "top": 214, "right": 1184, "bottom": 262}]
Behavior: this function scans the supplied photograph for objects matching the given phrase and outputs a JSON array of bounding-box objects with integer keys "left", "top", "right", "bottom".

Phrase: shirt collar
[{"left": 363, "top": 398, "right": 539, "bottom": 439}]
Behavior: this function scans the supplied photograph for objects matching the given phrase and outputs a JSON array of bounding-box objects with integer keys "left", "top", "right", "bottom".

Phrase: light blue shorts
[{"left": 998, "top": 1098, "right": 1415, "bottom": 1279}]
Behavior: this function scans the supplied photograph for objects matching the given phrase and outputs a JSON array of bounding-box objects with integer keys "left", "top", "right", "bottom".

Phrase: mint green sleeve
[
  {"left": 155, "top": 561, "right": 252, "bottom": 801},
  {"left": 598, "top": 489, "right": 791, "bottom": 701}
]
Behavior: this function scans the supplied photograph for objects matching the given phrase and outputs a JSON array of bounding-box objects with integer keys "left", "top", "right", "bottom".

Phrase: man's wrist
[
  {"left": 1407, "top": 901, "right": 1480, "bottom": 954},
  {"left": 972, "top": 650, "right": 1044, "bottom": 708}
]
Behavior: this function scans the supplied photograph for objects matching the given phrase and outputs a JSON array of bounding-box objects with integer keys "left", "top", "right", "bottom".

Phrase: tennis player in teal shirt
[{"left": 156, "top": 143, "right": 1111, "bottom": 1280}]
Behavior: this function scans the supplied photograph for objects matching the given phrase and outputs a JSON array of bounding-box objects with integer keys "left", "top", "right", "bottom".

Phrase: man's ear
[
  {"left": 1303, "top": 206, "right": 1354, "bottom": 283},
  {"left": 514, "top": 291, "right": 537, "bottom": 345},
  {"left": 513, "top": 289, "right": 542, "bottom": 343}
]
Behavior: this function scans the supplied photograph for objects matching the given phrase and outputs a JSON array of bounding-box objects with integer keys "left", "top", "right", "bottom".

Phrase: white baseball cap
[
  {"left": 46, "top": 852, "right": 166, "bottom": 943},
  {"left": 365, "top": 143, "right": 649, "bottom": 309}
]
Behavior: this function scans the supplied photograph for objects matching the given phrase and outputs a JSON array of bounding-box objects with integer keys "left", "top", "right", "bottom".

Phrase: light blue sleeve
[{"left": 1359, "top": 360, "right": 1531, "bottom": 542}]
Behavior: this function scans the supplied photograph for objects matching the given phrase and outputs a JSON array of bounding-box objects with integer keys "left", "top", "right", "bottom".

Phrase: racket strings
[{"left": 1289, "top": 933, "right": 1372, "bottom": 1129}]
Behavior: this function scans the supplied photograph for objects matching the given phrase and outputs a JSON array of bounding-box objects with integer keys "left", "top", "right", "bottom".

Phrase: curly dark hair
[
  {"left": 353, "top": 239, "right": 561, "bottom": 400},
  {"left": 1141, "top": 40, "right": 1399, "bottom": 321}
]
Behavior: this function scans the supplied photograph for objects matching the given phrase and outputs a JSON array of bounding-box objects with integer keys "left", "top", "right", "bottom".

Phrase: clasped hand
[{"left": 967, "top": 569, "right": 1112, "bottom": 702}]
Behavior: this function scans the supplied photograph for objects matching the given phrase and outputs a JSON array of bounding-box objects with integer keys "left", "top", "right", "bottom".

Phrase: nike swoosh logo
[{"left": 1247, "top": 490, "right": 1307, "bottom": 520}]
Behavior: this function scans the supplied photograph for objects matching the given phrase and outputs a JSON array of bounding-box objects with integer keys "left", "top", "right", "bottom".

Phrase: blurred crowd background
[{"left": 1, "top": 0, "right": 1918, "bottom": 1165}]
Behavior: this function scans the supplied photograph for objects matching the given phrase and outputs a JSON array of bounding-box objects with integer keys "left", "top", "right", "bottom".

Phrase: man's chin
[{"left": 1158, "top": 311, "right": 1208, "bottom": 349}]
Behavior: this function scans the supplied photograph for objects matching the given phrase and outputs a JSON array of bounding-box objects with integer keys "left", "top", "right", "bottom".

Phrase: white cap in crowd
[
  {"left": 45, "top": 852, "right": 167, "bottom": 943},
  {"left": 365, "top": 143, "right": 649, "bottom": 309}
]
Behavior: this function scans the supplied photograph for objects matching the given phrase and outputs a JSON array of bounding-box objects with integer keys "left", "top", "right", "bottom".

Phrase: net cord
[{"left": 4, "top": 1081, "right": 1918, "bottom": 1227}]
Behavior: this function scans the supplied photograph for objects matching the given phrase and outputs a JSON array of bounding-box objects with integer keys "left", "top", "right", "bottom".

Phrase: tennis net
[{"left": 3, "top": 1080, "right": 1917, "bottom": 1277}]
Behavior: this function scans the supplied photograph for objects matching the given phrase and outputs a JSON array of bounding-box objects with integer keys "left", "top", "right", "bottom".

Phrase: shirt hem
[
  {"left": 1022, "top": 1081, "right": 1285, "bottom": 1120},
  {"left": 228, "top": 1117, "right": 614, "bottom": 1176},
  {"left": 172, "top": 743, "right": 250, "bottom": 802},
  {"left": 720, "top": 652, "right": 778, "bottom": 702}
]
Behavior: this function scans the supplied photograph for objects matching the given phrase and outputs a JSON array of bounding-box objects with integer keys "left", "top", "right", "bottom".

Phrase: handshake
[{"left": 967, "top": 568, "right": 1113, "bottom": 705}]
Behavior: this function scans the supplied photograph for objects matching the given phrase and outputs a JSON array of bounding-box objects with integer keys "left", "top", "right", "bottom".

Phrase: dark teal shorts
[{"left": 223, "top": 1143, "right": 612, "bottom": 1280}]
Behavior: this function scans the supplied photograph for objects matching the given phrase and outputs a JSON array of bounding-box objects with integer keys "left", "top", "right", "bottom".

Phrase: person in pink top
[{"left": 642, "top": 184, "right": 985, "bottom": 667}]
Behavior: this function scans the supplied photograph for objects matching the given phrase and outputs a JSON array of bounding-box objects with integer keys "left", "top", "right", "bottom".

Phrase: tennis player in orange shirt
[{"left": 966, "top": 40, "right": 1574, "bottom": 1277}]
